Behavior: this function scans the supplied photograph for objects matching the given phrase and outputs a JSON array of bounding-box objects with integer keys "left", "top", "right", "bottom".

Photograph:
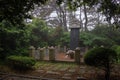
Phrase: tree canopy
[
  {"left": 0, "top": 0, "right": 48, "bottom": 25},
  {"left": 80, "top": 24, "right": 120, "bottom": 48},
  {"left": 57, "top": 0, "right": 120, "bottom": 27},
  {"left": 0, "top": 0, "right": 119, "bottom": 26}
]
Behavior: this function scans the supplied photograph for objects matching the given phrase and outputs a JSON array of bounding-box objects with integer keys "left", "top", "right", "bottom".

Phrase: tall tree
[
  {"left": 0, "top": 0, "right": 48, "bottom": 25},
  {"left": 57, "top": 0, "right": 120, "bottom": 27},
  {"left": 83, "top": 4, "right": 88, "bottom": 31}
]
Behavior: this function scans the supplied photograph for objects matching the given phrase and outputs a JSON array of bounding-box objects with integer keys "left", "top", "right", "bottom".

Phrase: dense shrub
[
  {"left": 7, "top": 56, "right": 36, "bottom": 71},
  {"left": 84, "top": 47, "right": 117, "bottom": 80},
  {"left": 111, "top": 45, "right": 120, "bottom": 63},
  {"left": 14, "top": 48, "right": 29, "bottom": 56}
]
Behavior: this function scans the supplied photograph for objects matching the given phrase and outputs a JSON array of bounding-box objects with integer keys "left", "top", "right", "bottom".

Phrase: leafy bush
[
  {"left": 111, "top": 45, "right": 120, "bottom": 63},
  {"left": 14, "top": 48, "right": 29, "bottom": 56},
  {"left": 84, "top": 47, "right": 117, "bottom": 80},
  {"left": 7, "top": 56, "right": 36, "bottom": 71}
]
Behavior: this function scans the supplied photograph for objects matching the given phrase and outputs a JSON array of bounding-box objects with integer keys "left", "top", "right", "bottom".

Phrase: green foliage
[
  {"left": 28, "top": 18, "right": 50, "bottom": 47},
  {"left": 7, "top": 56, "right": 36, "bottom": 70},
  {"left": 111, "top": 45, "right": 120, "bottom": 63},
  {"left": 60, "top": 32, "right": 70, "bottom": 47},
  {"left": 84, "top": 47, "right": 117, "bottom": 68},
  {"left": 0, "top": 21, "right": 30, "bottom": 59},
  {"left": 28, "top": 18, "right": 68, "bottom": 47},
  {"left": 48, "top": 26, "right": 64, "bottom": 46},
  {"left": 80, "top": 25, "right": 120, "bottom": 48},
  {"left": 80, "top": 31, "right": 112, "bottom": 47},
  {"left": 0, "top": 0, "right": 48, "bottom": 25},
  {"left": 92, "top": 25, "right": 120, "bottom": 46},
  {"left": 0, "top": 0, "right": 119, "bottom": 27},
  {"left": 84, "top": 47, "right": 117, "bottom": 80},
  {"left": 80, "top": 32, "right": 103, "bottom": 47},
  {"left": 57, "top": 0, "right": 120, "bottom": 27},
  {"left": 14, "top": 48, "right": 29, "bottom": 56}
]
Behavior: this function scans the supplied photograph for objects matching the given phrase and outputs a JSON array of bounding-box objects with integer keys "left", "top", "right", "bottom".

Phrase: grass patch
[{"left": 34, "top": 61, "right": 78, "bottom": 69}]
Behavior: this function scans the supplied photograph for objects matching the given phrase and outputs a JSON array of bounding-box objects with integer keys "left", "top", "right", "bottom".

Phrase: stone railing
[{"left": 29, "top": 46, "right": 86, "bottom": 63}]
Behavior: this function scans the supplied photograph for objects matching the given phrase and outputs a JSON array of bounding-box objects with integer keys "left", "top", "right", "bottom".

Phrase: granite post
[
  {"left": 29, "top": 46, "right": 35, "bottom": 58},
  {"left": 75, "top": 47, "right": 80, "bottom": 64},
  {"left": 49, "top": 46, "right": 55, "bottom": 61}
]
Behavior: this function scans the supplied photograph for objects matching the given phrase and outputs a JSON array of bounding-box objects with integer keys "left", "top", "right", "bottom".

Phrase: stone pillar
[
  {"left": 40, "top": 48, "right": 45, "bottom": 60},
  {"left": 46, "top": 46, "right": 49, "bottom": 56},
  {"left": 49, "top": 46, "right": 55, "bottom": 61},
  {"left": 70, "top": 27, "right": 80, "bottom": 50},
  {"left": 37, "top": 47, "right": 40, "bottom": 60},
  {"left": 55, "top": 46, "right": 58, "bottom": 54},
  {"left": 64, "top": 46, "right": 67, "bottom": 53},
  {"left": 58, "top": 45, "right": 61, "bottom": 53},
  {"left": 29, "top": 46, "right": 35, "bottom": 58},
  {"left": 75, "top": 47, "right": 80, "bottom": 64},
  {"left": 37, "top": 47, "right": 44, "bottom": 60},
  {"left": 43, "top": 47, "right": 46, "bottom": 56}
]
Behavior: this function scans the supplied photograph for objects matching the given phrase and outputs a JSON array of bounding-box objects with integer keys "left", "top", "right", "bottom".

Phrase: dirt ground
[
  {"left": 44, "top": 53, "right": 75, "bottom": 61},
  {"left": 28, "top": 53, "right": 119, "bottom": 80},
  {"left": 0, "top": 53, "right": 119, "bottom": 80}
]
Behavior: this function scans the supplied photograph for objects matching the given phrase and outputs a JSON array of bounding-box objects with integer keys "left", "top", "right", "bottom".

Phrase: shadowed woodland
[{"left": 0, "top": 0, "right": 120, "bottom": 80}]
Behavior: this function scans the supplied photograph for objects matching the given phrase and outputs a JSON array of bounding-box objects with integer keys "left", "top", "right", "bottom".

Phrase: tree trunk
[
  {"left": 83, "top": 4, "right": 88, "bottom": 31},
  {"left": 105, "top": 63, "right": 110, "bottom": 80},
  {"left": 79, "top": 7, "right": 83, "bottom": 31},
  {"left": 62, "top": 8, "right": 68, "bottom": 32}
]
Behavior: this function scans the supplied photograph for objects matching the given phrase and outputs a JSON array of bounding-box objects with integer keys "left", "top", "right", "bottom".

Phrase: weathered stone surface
[
  {"left": 77, "top": 77, "right": 87, "bottom": 80},
  {"left": 41, "top": 78, "right": 58, "bottom": 80},
  {"left": 63, "top": 73, "right": 71, "bottom": 76},
  {"left": 59, "top": 68, "right": 68, "bottom": 72},
  {"left": 68, "top": 69, "right": 76, "bottom": 73},
  {"left": 36, "top": 70, "right": 45, "bottom": 73},
  {"left": 70, "top": 27, "right": 80, "bottom": 50},
  {"left": 46, "top": 71, "right": 60, "bottom": 75},
  {"left": 62, "top": 76, "right": 71, "bottom": 80},
  {"left": 52, "top": 67, "right": 60, "bottom": 71}
]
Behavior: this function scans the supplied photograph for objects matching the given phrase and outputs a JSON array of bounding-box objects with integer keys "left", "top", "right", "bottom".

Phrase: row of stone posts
[
  {"left": 29, "top": 46, "right": 82, "bottom": 64},
  {"left": 29, "top": 46, "right": 56, "bottom": 61}
]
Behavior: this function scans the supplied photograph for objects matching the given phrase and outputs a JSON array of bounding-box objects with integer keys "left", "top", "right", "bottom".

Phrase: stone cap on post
[
  {"left": 75, "top": 47, "right": 80, "bottom": 50},
  {"left": 29, "top": 46, "right": 35, "bottom": 50},
  {"left": 37, "top": 47, "right": 41, "bottom": 50},
  {"left": 49, "top": 46, "right": 55, "bottom": 49}
]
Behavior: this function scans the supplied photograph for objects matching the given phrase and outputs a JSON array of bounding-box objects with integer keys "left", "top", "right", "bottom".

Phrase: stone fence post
[
  {"left": 29, "top": 46, "right": 35, "bottom": 58},
  {"left": 64, "top": 46, "right": 67, "bottom": 53},
  {"left": 49, "top": 46, "right": 55, "bottom": 61},
  {"left": 37, "top": 47, "right": 44, "bottom": 60},
  {"left": 40, "top": 48, "right": 45, "bottom": 60},
  {"left": 58, "top": 45, "right": 60, "bottom": 53},
  {"left": 55, "top": 46, "right": 58, "bottom": 54},
  {"left": 75, "top": 47, "right": 80, "bottom": 64}
]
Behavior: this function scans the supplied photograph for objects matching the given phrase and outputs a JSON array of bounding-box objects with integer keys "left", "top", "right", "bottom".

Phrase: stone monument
[{"left": 70, "top": 26, "right": 80, "bottom": 50}]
